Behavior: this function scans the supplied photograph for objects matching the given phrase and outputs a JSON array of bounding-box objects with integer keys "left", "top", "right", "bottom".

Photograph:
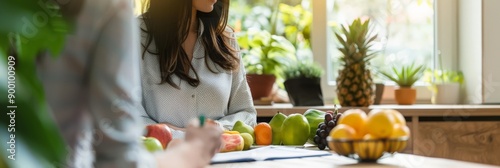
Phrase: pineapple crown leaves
[
  {"left": 378, "top": 63, "right": 426, "bottom": 88},
  {"left": 335, "top": 18, "right": 378, "bottom": 65}
]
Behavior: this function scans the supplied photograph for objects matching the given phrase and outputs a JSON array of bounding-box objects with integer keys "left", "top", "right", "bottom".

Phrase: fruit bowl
[{"left": 327, "top": 137, "right": 409, "bottom": 162}]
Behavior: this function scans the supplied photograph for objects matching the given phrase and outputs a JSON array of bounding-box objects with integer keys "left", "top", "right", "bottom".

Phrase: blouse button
[{"left": 192, "top": 94, "right": 195, "bottom": 98}]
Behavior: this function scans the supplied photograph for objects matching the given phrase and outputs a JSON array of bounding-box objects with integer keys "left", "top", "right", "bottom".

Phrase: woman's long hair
[{"left": 141, "top": 0, "right": 238, "bottom": 89}]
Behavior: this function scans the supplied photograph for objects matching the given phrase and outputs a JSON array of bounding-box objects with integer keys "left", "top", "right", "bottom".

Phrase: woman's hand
[
  {"left": 155, "top": 119, "right": 223, "bottom": 168},
  {"left": 184, "top": 119, "right": 223, "bottom": 160}
]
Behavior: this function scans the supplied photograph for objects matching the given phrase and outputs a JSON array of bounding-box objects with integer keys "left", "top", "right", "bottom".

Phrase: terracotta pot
[
  {"left": 395, "top": 87, "right": 416, "bottom": 105},
  {"left": 246, "top": 74, "right": 276, "bottom": 100}
]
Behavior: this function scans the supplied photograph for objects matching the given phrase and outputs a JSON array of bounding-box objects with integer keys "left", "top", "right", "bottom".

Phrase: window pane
[
  {"left": 229, "top": 0, "right": 313, "bottom": 59},
  {"left": 229, "top": 0, "right": 313, "bottom": 84},
  {"left": 328, "top": 0, "right": 434, "bottom": 84}
]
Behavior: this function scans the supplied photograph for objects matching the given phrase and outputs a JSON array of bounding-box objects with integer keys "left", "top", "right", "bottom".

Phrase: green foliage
[
  {"left": 229, "top": 0, "right": 312, "bottom": 60},
  {"left": 335, "top": 18, "right": 378, "bottom": 65},
  {"left": 279, "top": 3, "right": 312, "bottom": 50},
  {"left": 0, "top": 1, "right": 70, "bottom": 58},
  {"left": 237, "top": 29, "right": 296, "bottom": 76},
  {"left": 423, "top": 69, "right": 464, "bottom": 84},
  {"left": 0, "top": 0, "right": 69, "bottom": 167},
  {"left": 379, "top": 63, "right": 425, "bottom": 88},
  {"left": 282, "top": 62, "right": 324, "bottom": 80},
  {"left": 423, "top": 69, "right": 464, "bottom": 93}
]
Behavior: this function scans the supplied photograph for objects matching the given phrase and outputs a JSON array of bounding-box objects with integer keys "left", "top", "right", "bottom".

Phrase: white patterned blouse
[{"left": 138, "top": 18, "right": 257, "bottom": 138}]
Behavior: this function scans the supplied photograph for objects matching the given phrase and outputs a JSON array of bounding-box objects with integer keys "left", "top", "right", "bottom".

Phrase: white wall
[
  {"left": 311, "top": 0, "right": 331, "bottom": 103},
  {"left": 437, "top": 0, "right": 458, "bottom": 71},
  {"left": 482, "top": 0, "right": 500, "bottom": 103},
  {"left": 458, "top": 0, "right": 483, "bottom": 104}
]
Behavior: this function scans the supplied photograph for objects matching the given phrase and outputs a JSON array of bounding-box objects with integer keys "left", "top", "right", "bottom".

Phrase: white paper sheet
[{"left": 211, "top": 146, "right": 332, "bottom": 164}]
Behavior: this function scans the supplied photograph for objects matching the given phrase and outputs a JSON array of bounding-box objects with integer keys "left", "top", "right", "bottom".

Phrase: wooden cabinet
[
  {"left": 402, "top": 122, "right": 413, "bottom": 154},
  {"left": 414, "top": 121, "right": 500, "bottom": 165}
]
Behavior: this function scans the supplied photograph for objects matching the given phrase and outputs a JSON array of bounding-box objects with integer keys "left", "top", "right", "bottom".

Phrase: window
[
  {"left": 229, "top": 0, "right": 314, "bottom": 60},
  {"left": 326, "top": 0, "right": 435, "bottom": 85},
  {"left": 231, "top": 0, "right": 438, "bottom": 103},
  {"left": 229, "top": 0, "right": 313, "bottom": 85}
]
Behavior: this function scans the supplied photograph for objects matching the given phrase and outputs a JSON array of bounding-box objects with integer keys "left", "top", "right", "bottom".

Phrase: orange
[
  {"left": 386, "top": 124, "right": 410, "bottom": 152},
  {"left": 387, "top": 109, "right": 406, "bottom": 125},
  {"left": 338, "top": 109, "right": 367, "bottom": 139},
  {"left": 365, "top": 110, "right": 395, "bottom": 138},
  {"left": 329, "top": 124, "right": 356, "bottom": 140},
  {"left": 329, "top": 124, "right": 356, "bottom": 155},
  {"left": 390, "top": 124, "right": 410, "bottom": 139},
  {"left": 254, "top": 122, "right": 272, "bottom": 145}
]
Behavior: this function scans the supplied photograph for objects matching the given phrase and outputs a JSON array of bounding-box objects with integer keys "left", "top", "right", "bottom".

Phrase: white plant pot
[{"left": 432, "top": 83, "right": 460, "bottom": 104}]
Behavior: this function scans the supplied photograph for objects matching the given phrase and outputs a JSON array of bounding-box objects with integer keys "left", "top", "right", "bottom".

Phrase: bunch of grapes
[{"left": 313, "top": 107, "right": 342, "bottom": 150}]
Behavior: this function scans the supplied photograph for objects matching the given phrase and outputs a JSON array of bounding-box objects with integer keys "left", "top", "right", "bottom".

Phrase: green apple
[
  {"left": 281, "top": 113, "right": 310, "bottom": 146},
  {"left": 143, "top": 137, "right": 163, "bottom": 153}
]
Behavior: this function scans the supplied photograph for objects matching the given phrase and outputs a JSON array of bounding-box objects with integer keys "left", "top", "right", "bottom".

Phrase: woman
[{"left": 139, "top": 0, "right": 257, "bottom": 138}]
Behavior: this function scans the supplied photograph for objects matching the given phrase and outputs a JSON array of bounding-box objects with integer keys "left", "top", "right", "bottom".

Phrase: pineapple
[{"left": 335, "top": 19, "right": 378, "bottom": 107}]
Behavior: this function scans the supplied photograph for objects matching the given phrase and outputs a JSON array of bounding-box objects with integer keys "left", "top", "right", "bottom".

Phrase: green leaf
[
  {"left": 378, "top": 63, "right": 425, "bottom": 87},
  {"left": 0, "top": 1, "right": 70, "bottom": 166}
]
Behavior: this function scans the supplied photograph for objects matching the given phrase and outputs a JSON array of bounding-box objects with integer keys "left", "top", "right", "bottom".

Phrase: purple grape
[
  {"left": 327, "top": 120, "right": 335, "bottom": 127},
  {"left": 319, "top": 123, "right": 326, "bottom": 130},
  {"left": 321, "top": 138, "right": 327, "bottom": 146},
  {"left": 318, "top": 143, "right": 326, "bottom": 150},
  {"left": 325, "top": 113, "right": 333, "bottom": 123},
  {"left": 314, "top": 135, "right": 320, "bottom": 144},
  {"left": 319, "top": 130, "right": 327, "bottom": 138},
  {"left": 336, "top": 113, "right": 342, "bottom": 120}
]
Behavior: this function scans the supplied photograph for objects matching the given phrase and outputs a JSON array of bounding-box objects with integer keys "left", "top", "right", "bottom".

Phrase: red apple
[{"left": 145, "top": 124, "right": 173, "bottom": 149}]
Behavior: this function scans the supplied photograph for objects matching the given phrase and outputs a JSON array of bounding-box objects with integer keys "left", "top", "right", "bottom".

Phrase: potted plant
[
  {"left": 237, "top": 29, "right": 296, "bottom": 100},
  {"left": 423, "top": 69, "right": 464, "bottom": 104},
  {"left": 282, "top": 61, "right": 324, "bottom": 106},
  {"left": 379, "top": 63, "right": 425, "bottom": 105},
  {"left": 335, "top": 18, "right": 379, "bottom": 107}
]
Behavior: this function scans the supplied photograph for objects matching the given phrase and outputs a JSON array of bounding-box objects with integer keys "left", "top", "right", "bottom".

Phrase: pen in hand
[{"left": 199, "top": 115, "right": 205, "bottom": 127}]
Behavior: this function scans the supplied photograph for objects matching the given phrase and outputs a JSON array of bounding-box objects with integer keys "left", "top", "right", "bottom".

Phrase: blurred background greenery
[
  {"left": 0, "top": 1, "right": 68, "bottom": 167},
  {"left": 229, "top": 0, "right": 314, "bottom": 87}
]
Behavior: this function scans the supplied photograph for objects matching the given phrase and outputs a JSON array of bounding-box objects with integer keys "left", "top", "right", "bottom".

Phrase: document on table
[{"left": 211, "top": 146, "right": 332, "bottom": 164}]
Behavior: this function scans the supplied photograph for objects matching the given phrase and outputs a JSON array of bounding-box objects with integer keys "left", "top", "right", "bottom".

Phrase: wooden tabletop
[
  {"left": 255, "top": 104, "right": 500, "bottom": 117},
  {"left": 208, "top": 152, "right": 499, "bottom": 168}
]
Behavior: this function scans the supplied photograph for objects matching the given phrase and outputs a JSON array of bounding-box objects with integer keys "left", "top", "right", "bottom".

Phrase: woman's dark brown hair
[{"left": 141, "top": 0, "right": 238, "bottom": 89}]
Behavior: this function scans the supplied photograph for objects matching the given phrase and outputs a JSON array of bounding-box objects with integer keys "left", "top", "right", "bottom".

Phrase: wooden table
[{"left": 208, "top": 152, "right": 499, "bottom": 168}]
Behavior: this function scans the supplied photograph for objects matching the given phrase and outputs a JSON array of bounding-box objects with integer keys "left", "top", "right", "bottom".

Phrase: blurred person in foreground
[{"left": 37, "top": 0, "right": 222, "bottom": 167}]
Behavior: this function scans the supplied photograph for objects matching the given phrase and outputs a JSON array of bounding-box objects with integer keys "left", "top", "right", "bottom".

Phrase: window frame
[{"left": 312, "top": 0, "right": 457, "bottom": 104}]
